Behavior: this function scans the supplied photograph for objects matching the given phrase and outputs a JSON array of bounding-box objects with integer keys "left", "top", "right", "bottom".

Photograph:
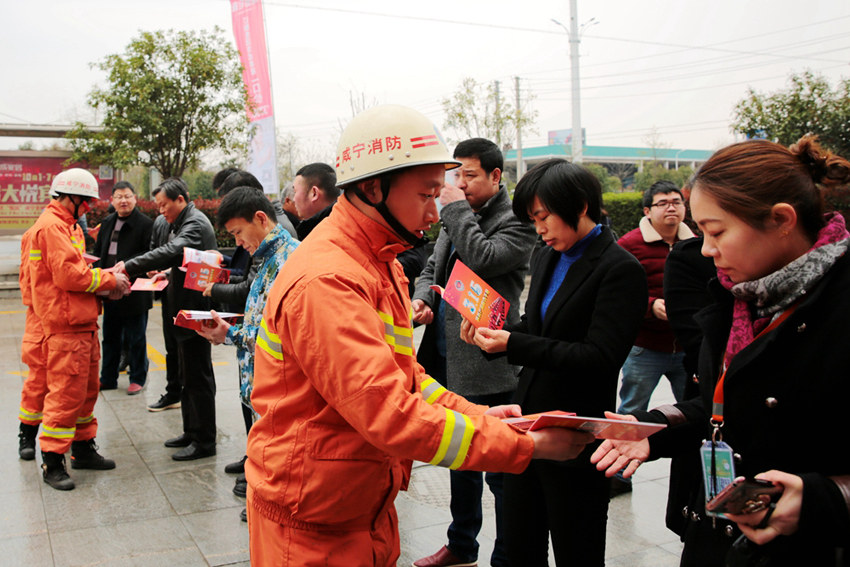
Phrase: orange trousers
[
  {"left": 39, "top": 331, "right": 100, "bottom": 454},
  {"left": 247, "top": 489, "right": 400, "bottom": 567},
  {"left": 19, "top": 310, "right": 48, "bottom": 426}
]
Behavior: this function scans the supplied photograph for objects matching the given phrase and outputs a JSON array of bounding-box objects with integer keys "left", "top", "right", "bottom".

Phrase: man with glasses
[
  {"left": 93, "top": 181, "right": 154, "bottom": 395},
  {"left": 611, "top": 180, "right": 694, "bottom": 495}
]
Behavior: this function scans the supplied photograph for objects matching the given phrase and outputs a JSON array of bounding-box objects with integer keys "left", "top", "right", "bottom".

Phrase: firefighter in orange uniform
[
  {"left": 245, "top": 105, "right": 596, "bottom": 566},
  {"left": 24, "top": 168, "right": 130, "bottom": 490},
  {"left": 17, "top": 226, "right": 48, "bottom": 461}
]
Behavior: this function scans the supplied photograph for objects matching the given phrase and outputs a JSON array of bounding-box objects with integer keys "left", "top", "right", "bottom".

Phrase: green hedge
[{"left": 602, "top": 192, "right": 643, "bottom": 237}]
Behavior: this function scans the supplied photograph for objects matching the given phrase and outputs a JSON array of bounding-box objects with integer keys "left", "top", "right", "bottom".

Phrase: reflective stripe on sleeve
[
  {"left": 29, "top": 249, "right": 42, "bottom": 261},
  {"left": 76, "top": 413, "right": 94, "bottom": 425},
  {"left": 429, "top": 408, "right": 475, "bottom": 470},
  {"left": 257, "top": 318, "right": 283, "bottom": 361},
  {"left": 377, "top": 310, "right": 414, "bottom": 356},
  {"left": 19, "top": 407, "right": 43, "bottom": 422},
  {"left": 420, "top": 377, "right": 447, "bottom": 405},
  {"left": 86, "top": 268, "right": 102, "bottom": 293}
]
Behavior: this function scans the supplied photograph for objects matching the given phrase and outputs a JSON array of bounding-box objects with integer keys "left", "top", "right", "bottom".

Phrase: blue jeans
[
  {"left": 447, "top": 391, "right": 512, "bottom": 567},
  {"left": 101, "top": 303, "right": 149, "bottom": 388},
  {"left": 617, "top": 346, "right": 686, "bottom": 415}
]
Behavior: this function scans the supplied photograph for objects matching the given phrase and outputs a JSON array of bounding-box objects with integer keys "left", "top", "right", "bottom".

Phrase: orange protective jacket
[
  {"left": 247, "top": 196, "right": 534, "bottom": 537},
  {"left": 19, "top": 227, "right": 47, "bottom": 426},
  {"left": 26, "top": 200, "right": 116, "bottom": 334}
]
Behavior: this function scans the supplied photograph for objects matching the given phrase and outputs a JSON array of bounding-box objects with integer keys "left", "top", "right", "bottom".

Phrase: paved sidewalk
[{"left": 0, "top": 296, "right": 683, "bottom": 566}]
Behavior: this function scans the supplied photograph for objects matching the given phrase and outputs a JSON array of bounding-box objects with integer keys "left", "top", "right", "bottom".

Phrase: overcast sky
[{"left": 2, "top": 0, "right": 848, "bottom": 162}]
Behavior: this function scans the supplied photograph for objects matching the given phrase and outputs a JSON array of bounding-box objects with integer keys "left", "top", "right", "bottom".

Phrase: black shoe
[
  {"left": 18, "top": 423, "right": 38, "bottom": 461},
  {"left": 609, "top": 475, "right": 633, "bottom": 498},
  {"left": 118, "top": 352, "right": 129, "bottom": 373},
  {"left": 164, "top": 434, "right": 192, "bottom": 448},
  {"left": 42, "top": 451, "right": 75, "bottom": 491},
  {"left": 233, "top": 474, "right": 247, "bottom": 497},
  {"left": 172, "top": 442, "right": 216, "bottom": 461},
  {"left": 70, "top": 439, "right": 116, "bottom": 470},
  {"left": 224, "top": 455, "right": 247, "bottom": 474},
  {"left": 148, "top": 394, "right": 181, "bottom": 412},
  {"left": 99, "top": 382, "right": 118, "bottom": 391},
  {"left": 240, "top": 507, "right": 247, "bottom": 522}
]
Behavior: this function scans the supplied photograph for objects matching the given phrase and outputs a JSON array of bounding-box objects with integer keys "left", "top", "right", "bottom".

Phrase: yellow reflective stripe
[
  {"left": 76, "top": 413, "right": 94, "bottom": 425},
  {"left": 70, "top": 236, "right": 84, "bottom": 251},
  {"left": 29, "top": 249, "right": 42, "bottom": 261},
  {"left": 257, "top": 318, "right": 283, "bottom": 361},
  {"left": 377, "top": 310, "right": 414, "bottom": 356},
  {"left": 429, "top": 408, "right": 475, "bottom": 470},
  {"left": 420, "top": 377, "right": 447, "bottom": 405},
  {"left": 42, "top": 425, "right": 75, "bottom": 439},
  {"left": 86, "top": 268, "right": 102, "bottom": 293},
  {"left": 19, "top": 407, "right": 43, "bottom": 421}
]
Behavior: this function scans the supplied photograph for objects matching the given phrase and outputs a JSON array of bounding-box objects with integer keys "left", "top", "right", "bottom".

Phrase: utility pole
[
  {"left": 568, "top": 0, "right": 582, "bottom": 164},
  {"left": 494, "top": 80, "right": 501, "bottom": 150},
  {"left": 515, "top": 76, "right": 524, "bottom": 178}
]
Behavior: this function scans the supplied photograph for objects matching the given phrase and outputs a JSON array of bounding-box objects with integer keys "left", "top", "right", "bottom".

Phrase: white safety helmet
[
  {"left": 49, "top": 168, "right": 99, "bottom": 199},
  {"left": 335, "top": 104, "right": 459, "bottom": 187}
]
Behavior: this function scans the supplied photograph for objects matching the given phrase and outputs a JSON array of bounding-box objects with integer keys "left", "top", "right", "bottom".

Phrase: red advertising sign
[{"left": 0, "top": 153, "right": 110, "bottom": 233}]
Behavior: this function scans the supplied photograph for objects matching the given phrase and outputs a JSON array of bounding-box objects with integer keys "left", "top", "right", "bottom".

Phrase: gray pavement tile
[
  {"left": 0, "top": 533, "right": 54, "bottom": 565},
  {"left": 157, "top": 465, "right": 246, "bottom": 516},
  {"left": 41, "top": 473, "right": 172, "bottom": 533},
  {"left": 0, "top": 487, "right": 47, "bottom": 539},
  {"left": 180, "top": 507, "right": 250, "bottom": 566},
  {"left": 48, "top": 516, "right": 206, "bottom": 567}
]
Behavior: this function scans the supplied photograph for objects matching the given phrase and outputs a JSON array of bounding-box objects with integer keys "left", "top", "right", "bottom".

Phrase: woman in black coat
[
  {"left": 592, "top": 136, "right": 850, "bottom": 566},
  {"left": 462, "top": 159, "right": 647, "bottom": 566}
]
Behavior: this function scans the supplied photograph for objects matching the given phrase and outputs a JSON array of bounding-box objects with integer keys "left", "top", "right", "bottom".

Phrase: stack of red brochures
[{"left": 503, "top": 410, "right": 666, "bottom": 441}]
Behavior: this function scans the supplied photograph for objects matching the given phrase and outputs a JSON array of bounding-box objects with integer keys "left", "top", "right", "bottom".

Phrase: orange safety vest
[
  {"left": 26, "top": 200, "right": 116, "bottom": 335},
  {"left": 247, "top": 196, "right": 534, "bottom": 534}
]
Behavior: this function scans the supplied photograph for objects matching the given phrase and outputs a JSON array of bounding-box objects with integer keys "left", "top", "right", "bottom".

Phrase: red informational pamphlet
[
  {"left": 183, "top": 262, "right": 230, "bottom": 292},
  {"left": 130, "top": 278, "right": 169, "bottom": 292},
  {"left": 430, "top": 260, "right": 510, "bottom": 330},
  {"left": 182, "top": 247, "right": 221, "bottom": 268},
  {"left": 503, "top": 410, "right": 666, "bottom": 441},
  {"left": 173, "top": 310, "right": 243, "bottom": 331},
  {"left": 82, "top": 253, "right": 99, "bottom": 264}
]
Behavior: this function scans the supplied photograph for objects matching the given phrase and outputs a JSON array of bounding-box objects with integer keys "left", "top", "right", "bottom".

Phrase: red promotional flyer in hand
[
  {"left": 430, "top": 261, "right": 510, "bottom": 330},
  {"left": 503, "top": 410, "right": 666, "bottom": 441},
  {"left": 130, "top": 278, "right": 168, "bottom": 292},
  {"left": 183, "top": 262, "right": 230, "bottom": 292},
  {"left": 173, "top": 310, "right": 243, "bottom": 331},
  {"left": 182, "top": 247, "right": 221, "bottom": 268}
]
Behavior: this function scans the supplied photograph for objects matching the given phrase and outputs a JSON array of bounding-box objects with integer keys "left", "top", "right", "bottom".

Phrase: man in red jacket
[{"left": 612, "top": 180, "right": 694, "bottom": 495}]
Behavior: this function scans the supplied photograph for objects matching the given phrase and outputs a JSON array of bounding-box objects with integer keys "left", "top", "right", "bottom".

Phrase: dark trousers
[
  {"left": 503, "top": 461, "right": 610, "bottom": 566},
  {"left": 447, "top": 391, "right": 513, "bottom": 566},
  {"left": 100, "top": 303, "right": 149, "bottom": 387},
  {"left": 161, "top": 297, "right": 182, "bottom": 400},
  {"left": 177, "top": 335, "right": 216, "bottom": 447}
]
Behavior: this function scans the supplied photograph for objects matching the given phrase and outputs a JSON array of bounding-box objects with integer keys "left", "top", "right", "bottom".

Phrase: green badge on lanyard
[{"left": 700, "top": 439, "right": 736, "bottom": 517}]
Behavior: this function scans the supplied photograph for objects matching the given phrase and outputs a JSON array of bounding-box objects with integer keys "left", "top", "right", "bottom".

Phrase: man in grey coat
[{"left": 412, "top": 138, "right": 537, "bottom": 567}]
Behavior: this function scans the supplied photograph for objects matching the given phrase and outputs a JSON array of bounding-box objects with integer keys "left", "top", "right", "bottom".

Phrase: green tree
[
  {"left": 584, "top": 163, "right": 622, "bottom": 193},
  {"left": 633, "top": 163, "right": 694, "bottom": 194},
  {"left": 67, "top": 27, "right": 250, "bottom": 178},
  {"left": 732, "top": 71, "right": 850, "bottom": 156},
  {"left": 441, "top": 78, "right": 537, "bottom": 149}
]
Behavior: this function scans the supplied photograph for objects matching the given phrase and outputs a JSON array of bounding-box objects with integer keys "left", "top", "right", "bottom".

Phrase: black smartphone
[{"left": 706, "top": 478, "right": 784, "bottom": 515}]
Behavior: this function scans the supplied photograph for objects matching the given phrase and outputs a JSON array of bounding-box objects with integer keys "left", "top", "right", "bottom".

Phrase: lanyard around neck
[{"left": 710, "top": 303, "right": 799, "bottom": 426}]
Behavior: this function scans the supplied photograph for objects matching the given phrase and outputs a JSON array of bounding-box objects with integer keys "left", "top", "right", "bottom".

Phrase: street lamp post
[{"left": 552, "top": 2, "right": 594, "bottom": 165}]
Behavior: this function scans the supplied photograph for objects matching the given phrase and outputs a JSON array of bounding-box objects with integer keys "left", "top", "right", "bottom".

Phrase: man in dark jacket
[
  {"left": 94, "top": 181, "right": 153, "bottom": 395},
  {"left": 412, "top": 138, "right": 537, "bottom": 567},
  {"left": 292, "top": 162, "right": 338, "bottom": 240},
  {"left": 123, "top": 178, "right": 219, "bottom": 461}
]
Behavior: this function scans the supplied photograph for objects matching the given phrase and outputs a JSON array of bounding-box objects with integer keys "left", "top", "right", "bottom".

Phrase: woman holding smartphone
[
  {"left": 591, "top": 136, "right": 850, "bottom": 566},
  {"left": 461, "top": 158, "right": 647, "bottom": 566}
]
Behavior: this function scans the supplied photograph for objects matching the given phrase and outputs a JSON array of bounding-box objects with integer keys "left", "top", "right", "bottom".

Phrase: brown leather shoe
[{"left": 413, "top": 546, "right": 477, "bottom": 567}]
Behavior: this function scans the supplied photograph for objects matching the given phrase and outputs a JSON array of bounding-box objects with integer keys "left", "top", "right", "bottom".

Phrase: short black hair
[
  {"left": 453, "top": 138, "right": 503, "bottom": 175},
  {"left": 296, "top": 163, "right": 339, "bottom": 200},
  {"left": 512, "top": 159, "right": 601, "bottom": 229},
  {"left": 152, "top": 177, "right": 189, "bottom": 202},
  {"left": 642, "top": 180, "right": 683, "bottom": 208},
  {"left": 219, "top": 170, "right": 262, "bottom": 197},
  {"left": 112, "top": 180, "right": 135, "bottom": 195},
  {"left": 217, "top": 186, "right": 276, "bottom": 226},
  {"left": 213, "top": 168, "right": 240, "bottom": 193}
]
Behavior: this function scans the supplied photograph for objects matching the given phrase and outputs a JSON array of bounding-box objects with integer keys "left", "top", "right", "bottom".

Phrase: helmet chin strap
[{"left": 351, "top": 176, "right": 429, "bottom": 248}]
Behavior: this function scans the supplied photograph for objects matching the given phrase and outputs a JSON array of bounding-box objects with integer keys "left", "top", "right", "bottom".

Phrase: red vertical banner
[{"left": 230, "top": 0, "right": 278, "bottom": 194}]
